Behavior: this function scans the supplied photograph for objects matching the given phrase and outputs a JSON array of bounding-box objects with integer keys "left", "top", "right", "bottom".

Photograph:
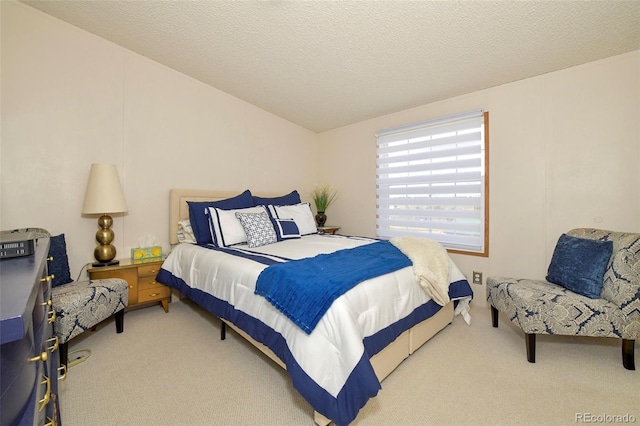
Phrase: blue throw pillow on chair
[
  {"left": 546, "top": 233, "right": 613, "bottom": 299},
  {"left": 48, "top": 234, "right": 73, "bottom": 287}
]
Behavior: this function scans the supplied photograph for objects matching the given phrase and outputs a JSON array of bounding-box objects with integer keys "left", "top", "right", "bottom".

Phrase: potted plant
[{"left": 311, "top": 184, "right": 338, "bottom": 227}]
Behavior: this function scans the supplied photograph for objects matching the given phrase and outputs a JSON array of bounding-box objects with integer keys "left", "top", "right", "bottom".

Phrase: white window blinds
[{"left": 376, "top": 110, "right": 487, "bottom": 254}]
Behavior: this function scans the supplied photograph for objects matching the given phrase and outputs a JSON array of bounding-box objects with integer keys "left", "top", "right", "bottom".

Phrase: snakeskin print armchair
[
  {"left": 28, "top": 229, "right": 129, "bottom": 368},
  {"left": 52, "top": 277, "right": 128, "bottom": 367},
  {"left": 487, "top": 228, "right": 639, "bottom": 370}
]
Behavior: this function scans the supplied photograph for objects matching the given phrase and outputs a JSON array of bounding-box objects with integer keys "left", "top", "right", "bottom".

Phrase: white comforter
[{"left": 159, "top": 234, "right": 471, "bottom": 422}]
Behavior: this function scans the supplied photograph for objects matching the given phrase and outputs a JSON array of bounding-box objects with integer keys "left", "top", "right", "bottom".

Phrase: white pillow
[
  {"left": 177, "top": 219, "right": 196, "bottom": 244},
  {"left": 207, "top": 206, "right": 266, "bottom": 247},
  {"left": 267, "top": 203, "right": 317, "bottom": 235},
  {"left": 235, "top": 211, "right": 278, "bottom": 248}
]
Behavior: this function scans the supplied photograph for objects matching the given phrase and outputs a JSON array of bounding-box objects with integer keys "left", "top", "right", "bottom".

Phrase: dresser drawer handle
[
  {"left": 28, "top": 351, "right": 48, "bottom": 363},
  {"left": 38, "top": 375, "right": 51, "bottom": 411},
  {"left": 47, "top": 336, "right": 59, "bottom": 352},
  {"left": 40, "top": 274, "right": 55, "bottom": 283},
  {"left": 47, "top": 307, "right": 56, "bottom": 324},
  {"left": 149, "top": 293, "right": 160, "bottom": 297},
  {"left": 58, "top": 364, "right": 67, "bottom": 382}
]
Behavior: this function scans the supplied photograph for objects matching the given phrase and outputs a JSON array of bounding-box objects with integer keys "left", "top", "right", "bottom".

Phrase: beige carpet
[{"left": 59, "top": 300, "right": 638, "bottom": 425}]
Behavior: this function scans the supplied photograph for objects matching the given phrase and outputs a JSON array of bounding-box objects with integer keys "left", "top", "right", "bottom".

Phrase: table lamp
[{"left": 81, "top": 163, "right": 128, "bottom": 267}]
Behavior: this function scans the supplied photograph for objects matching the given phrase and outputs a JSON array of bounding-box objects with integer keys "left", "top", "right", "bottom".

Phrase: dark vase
[{"left": 315, "top": 212, "right": 327, "bottom": 227}]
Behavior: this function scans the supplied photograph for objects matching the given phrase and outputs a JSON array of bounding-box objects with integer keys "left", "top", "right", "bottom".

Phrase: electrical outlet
[{"left": 472, "top": 271, "right": 483, "bottom": 285}]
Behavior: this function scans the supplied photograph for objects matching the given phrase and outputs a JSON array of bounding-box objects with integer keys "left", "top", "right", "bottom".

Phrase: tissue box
[{"left": 131, "top": 246, "right": 162, "bottom": 260}]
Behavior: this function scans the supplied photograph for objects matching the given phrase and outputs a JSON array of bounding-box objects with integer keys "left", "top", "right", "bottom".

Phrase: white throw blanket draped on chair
[{"left": 390, "top": 236, "right": 450, "bottom": 306}]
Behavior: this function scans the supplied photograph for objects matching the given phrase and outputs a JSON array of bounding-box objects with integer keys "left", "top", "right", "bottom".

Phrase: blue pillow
[
  {"left": 272, "top": 218, "right": 301, "bottom": 241},
  {"left": 187, "top": 190, "right": 254, "bottom": 245},
  {"left": 252, "top": 190, "right": 301, "bottom": 206},
  {"left": 48, "top": 234, "right": 73, "bottom": 287},
  {"left": 546, "top": 233, "right": 613, "bottom": 299}
]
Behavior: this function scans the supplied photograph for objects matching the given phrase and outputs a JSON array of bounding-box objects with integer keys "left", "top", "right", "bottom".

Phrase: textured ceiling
[{"left": 21, "top": 1, "right": 640, "bottom": 133}]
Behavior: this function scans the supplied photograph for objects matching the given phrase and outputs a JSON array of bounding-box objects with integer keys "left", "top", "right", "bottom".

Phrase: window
[{"left": 376, "top": 110, "right": 489, "bottom": 256}]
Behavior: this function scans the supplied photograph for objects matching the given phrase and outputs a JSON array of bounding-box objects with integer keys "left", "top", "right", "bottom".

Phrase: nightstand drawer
[
  {"left": 138, "top": 286, "right": 170, "bottom": 303},
  {"left": 138, "top": 277, "right": 164, "bottom": 291},
  {"left": 138, "top": 264, "right": 162, "bottom": 279}
]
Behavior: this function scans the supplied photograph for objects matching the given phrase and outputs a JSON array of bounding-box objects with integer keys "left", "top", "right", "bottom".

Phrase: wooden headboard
[{"left": 169, "top": 189, "right": 281, "bottom": 245}]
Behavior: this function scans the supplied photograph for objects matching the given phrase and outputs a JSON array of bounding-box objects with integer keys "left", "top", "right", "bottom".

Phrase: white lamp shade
[{"left": 82, "top": 163, "right": 128, "bottom": 214}]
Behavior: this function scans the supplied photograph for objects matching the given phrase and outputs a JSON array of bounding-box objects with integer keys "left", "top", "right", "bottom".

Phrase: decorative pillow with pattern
[
  {"left": 235, "top": 211, "right": 278, "bottom": 248},
  {"left": 177, "top": 219, "right": 196, "bottom": 244}
]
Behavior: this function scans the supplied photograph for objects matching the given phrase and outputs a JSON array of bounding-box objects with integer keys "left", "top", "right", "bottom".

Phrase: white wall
[
  {"left": 1, "top": 2, "right": 317, "bottom": 278},
  {"left": 318, "top": 51, "right": 640, "bottom": 306},
  {"left": 3, "top": 2, "right": 639, "bottom": 309}
]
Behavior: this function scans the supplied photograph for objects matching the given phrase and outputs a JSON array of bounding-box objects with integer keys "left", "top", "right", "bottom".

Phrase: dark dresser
[{"left": 1, "top": 237, "right": 62, "bottom": 425}]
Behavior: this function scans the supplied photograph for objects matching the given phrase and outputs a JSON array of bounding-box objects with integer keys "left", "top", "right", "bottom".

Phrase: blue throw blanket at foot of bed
[{"left": 255, "top": 240, "right": 412, "bottom": 334}]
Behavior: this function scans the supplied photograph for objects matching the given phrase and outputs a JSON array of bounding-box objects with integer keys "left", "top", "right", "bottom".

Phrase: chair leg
[
  {"left": 526, "top": 333, "right": 536, "bottom": 363},
  {"left": 491, "top": 306, "right": 498, "bottom": 327},
  {"left": 622, "top": 339, "right": 635, "bottom": 370},
  {"left": 60, "top": 341, "right": 69, "bottom": 367},
  {"left": 115, "top": 309, "right": 124, "bottom": 334}
]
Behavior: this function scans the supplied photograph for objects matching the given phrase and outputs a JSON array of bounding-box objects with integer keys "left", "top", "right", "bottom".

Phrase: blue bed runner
[{"left": 255, "top": 240, "right": 412, "bottom": 334}]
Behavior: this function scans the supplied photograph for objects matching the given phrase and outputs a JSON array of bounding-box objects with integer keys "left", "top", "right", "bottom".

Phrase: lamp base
[
  {"left": 91, "top": 259, "right": 120, "bottom": 268},
  {"left": 93, "top": 214, "right": 118, "bottom": 265}
]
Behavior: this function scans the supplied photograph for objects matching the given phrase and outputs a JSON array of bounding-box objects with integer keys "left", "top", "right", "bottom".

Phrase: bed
[{"left": 157, "top": 189, "right": 474, "bottom": 425}]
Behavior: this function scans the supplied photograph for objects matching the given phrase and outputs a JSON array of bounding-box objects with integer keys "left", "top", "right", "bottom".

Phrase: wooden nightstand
[
  {"left": 88, "top": 257, "right": 170, "bottom": 313},
  {"left": 318, "top": 226, "right": 340, "bottom": 235}
]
